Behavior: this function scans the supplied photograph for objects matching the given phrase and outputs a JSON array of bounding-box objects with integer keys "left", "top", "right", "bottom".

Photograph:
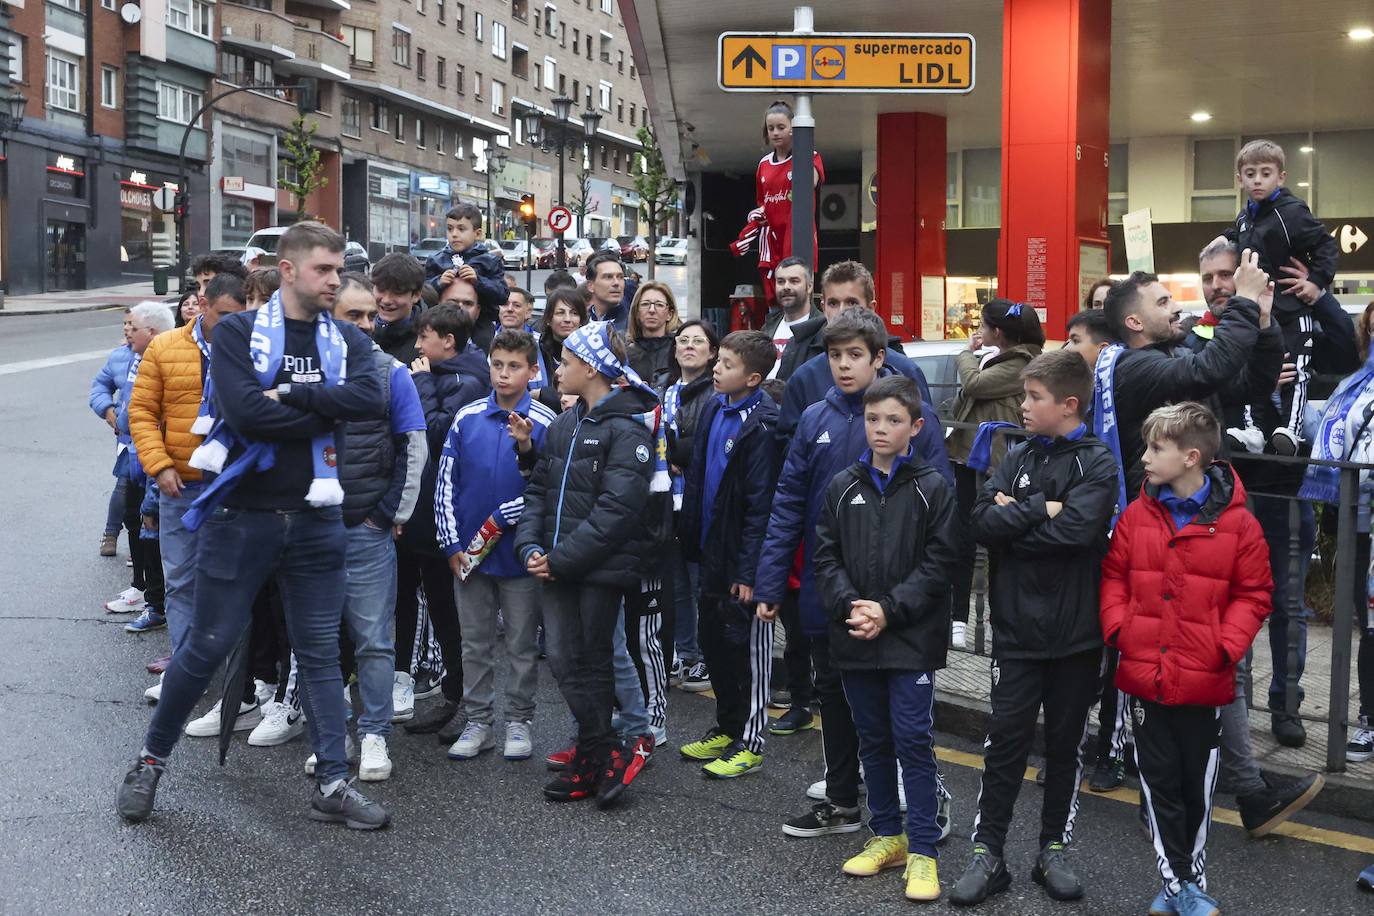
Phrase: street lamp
[
  {"left": 542, "top": 98, "right": 602, "bottom": 268},
  {"left": 0, "top": 92, "right": 27, "bottom": 135},
  {"left": 521, "top": 108, "right": 543, "bottom": 147}
]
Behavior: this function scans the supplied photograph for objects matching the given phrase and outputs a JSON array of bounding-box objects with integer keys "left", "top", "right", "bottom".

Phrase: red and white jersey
[{"left": 755, "top": 150, "right": 825, "bottom": 266}]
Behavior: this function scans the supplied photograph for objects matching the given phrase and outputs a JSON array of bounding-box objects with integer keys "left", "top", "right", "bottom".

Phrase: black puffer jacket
[
  {"left": 666, "top": 372, "right": 716, "bottom": 469},
  {"left": 813, "top": 453, "right": 957, "bottom": 672},
  {"left": 340, "top": 347, "right": 396, "bottom": 528},
  {"left": 514, "top": 384, "right": 658, "bottom": 587},
  {"left": 627, "top": 334, "right": 677, "bottom": 392},
  {"left": 972, "top": 430, "right": 1119, "bottom": 660}
]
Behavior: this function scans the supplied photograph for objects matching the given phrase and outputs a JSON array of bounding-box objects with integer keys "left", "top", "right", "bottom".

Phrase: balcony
[
  {"left": 220, "top": 4, "right": 298, "bottom": 61},
  {"left": 277, "top": 27, "right": 351, "bottom": 81}
]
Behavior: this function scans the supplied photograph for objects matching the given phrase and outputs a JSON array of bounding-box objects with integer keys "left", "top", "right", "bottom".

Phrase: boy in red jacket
[{"left": 1101, "top": 402, "right": 1272, "bottom": 916}]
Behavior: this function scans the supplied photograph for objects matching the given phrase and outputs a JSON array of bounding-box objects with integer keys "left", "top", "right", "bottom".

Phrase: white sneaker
[
  {"left": 247, "top": 700, "right": 306, "bottom": 747},
  {"left": 447, "top": 722, "right": 495, "bottom": 759},
  {"left": 358, "top": 734, "right": 393, "bottom": 781},
  {"left": 1269, "top": 426, "right": 1301, "bottom": 456},
  {"left": 185, "top": 699, "right": 262, "bottom": 737},
  {"left": 807, "top": 778, "right": 828, "bottom": 802},
  {"left": 104, "top": 587, "right": 146, "bottom": 614},
  {"left": 1226, "top": 425, "right": 1267, "bottom": 455},
  {"left": 936, "top": 773, "right": 953, "bottom": 843},
  {"left": 253, "top": 679, "right": 274, "bottom": 708},
  {"left": 504, "top": 721, "right": 533, "bottom": 760},
  {"left": 304, "top": 733, "right": 357, "bottom": 776},
  {"left": 392, "top": 672, "right": 415, "bottom": 722},
  {"left": 143, "top": 674, "right": 163, "bottom": 704}
]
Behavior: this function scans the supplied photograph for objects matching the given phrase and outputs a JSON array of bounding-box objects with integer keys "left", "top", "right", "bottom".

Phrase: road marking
[{"left": 0, "top": 349, "right": 112, "bottom": 376}]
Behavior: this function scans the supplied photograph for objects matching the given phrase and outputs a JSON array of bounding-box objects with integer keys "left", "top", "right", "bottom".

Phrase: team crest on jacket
[
  {"left": 1133, "top": 703, "right": 1146, "bottom": 727},
  {"left": 725, "top": 438, "right": 735, "bottom": 454},
  {"left": 635, "top": 444, "right": 650, "bottom": 463},
  {"left": 322, "top": 445, "right": 337, "bottom": 469}
]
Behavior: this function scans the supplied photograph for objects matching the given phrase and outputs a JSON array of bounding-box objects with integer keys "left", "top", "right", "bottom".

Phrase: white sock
[{"left": 320, "top": 778, "right": 347, "bottom": 797}]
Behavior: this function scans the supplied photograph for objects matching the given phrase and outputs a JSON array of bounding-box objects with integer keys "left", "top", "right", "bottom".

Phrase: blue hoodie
[
  {"left": 753, "top": 384, "right": 953, "bottom": 636},
  {"left": 90, "top": 344, "right": 134, "bottom": 449},
  {"left": 435, "top": 391, "right": 558, "bottom": 577}
]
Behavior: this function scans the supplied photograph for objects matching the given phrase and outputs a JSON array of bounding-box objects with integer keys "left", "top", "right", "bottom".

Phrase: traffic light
[{"left": 519, "top": 194, "right": 537, "bottom": 229}]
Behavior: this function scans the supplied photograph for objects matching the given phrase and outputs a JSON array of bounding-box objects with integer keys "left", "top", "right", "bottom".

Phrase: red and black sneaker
[
  {"left": 545, "top": 745, "right": 576, "bottom": 771},
  {"left": 624, "top": 735, "right": 654, "bottom": 782},
  {"left": 543, "top": 751, "right": 597, "bottom": 802},
  {"left": 595, "top": 746, "right": 632, "bottom": 809}
]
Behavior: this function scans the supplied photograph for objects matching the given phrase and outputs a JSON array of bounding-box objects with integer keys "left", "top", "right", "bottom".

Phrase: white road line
[{"left": 0, "top": 349, "right": 113, "bottom": 376}]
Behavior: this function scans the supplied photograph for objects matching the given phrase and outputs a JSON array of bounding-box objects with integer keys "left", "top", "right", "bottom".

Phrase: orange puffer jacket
[{"left": 129, "top": 322, "right": 206, "bottom": 482}]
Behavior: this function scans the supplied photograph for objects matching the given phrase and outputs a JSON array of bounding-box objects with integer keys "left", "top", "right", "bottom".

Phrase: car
[
  {"left": 563, "top": 238, "right": 595, "bottom": 268},
  {"left": 498, "top": 239, "right": 534, "bottom": 269},
  {"left": 410, "top": 237, "right": 448, "bottom": 261},
  {"left": 618, "top": 235, "right": 651, "bottom": 262},
  {"left": 245, "top": 227, "right": 288, "bottom": 254},
  {"left": 533, "top": 238, "right": 561, "bottom": 269},
  {"left": 343, "top": 240, "right": 370, "bottom": 275},
  {"left": 901, "top": 339, "right": 967, "bottom": 415},
  {"left": 655, "top": 237, "right": 688, "bottom": 265}
]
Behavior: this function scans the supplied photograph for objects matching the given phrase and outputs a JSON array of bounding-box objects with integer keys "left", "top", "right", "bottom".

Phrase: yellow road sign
[{"left": 718, "top": 32, "right": 976, "bottom": 94}]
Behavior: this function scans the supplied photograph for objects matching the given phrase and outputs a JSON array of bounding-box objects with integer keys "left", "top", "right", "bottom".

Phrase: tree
[
  {"left": 634, "top": 125, "right": 679, "bottom": 279},
  {"left": 568, "top": 152, "right": 597, "bottom": 238},
  {"left": 279, "top": 115, "right": 329, "bottom": 223}
]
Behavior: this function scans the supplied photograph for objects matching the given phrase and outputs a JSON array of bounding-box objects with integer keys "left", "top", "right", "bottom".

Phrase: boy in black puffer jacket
[{"left": 812, "top": 375, "right": 958, "bottom": 902}]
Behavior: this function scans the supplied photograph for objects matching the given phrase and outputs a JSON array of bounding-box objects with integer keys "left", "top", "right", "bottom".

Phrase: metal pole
[
  {"left": 557, "top": 137, "right": 567, "bottom": 269},
  {"left": 1327, "top": 467, "right": 1358, "bottom": 773},
  {"left": 1284, "top": 499, "right": 1302, "bottom": 718},
  {"left": 789, "top": 6, "right": 816, "bottom": 272},
  {"left": 525, "top": 221, "right": 534, "bottom": 291},
  {"left": 486, "top": 164, "right": 494, "bottom": 242}
]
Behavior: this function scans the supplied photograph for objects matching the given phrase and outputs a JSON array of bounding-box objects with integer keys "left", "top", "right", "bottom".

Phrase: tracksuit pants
[
  {"left": 395, "top": 546, "right": 462, "bottom": 703},
  {"left": 624, "top": 575, "right": 673, "bottom": 736},
  {"left": 1095, "top": 649, "right": 1132, "bottom": 762},
  {"left": 698, "top": 594, "right": 773, "bottom": 753},
  {"left": 842, "top": 668, "right": 940, "bottom": 857},
  {"left": 812, "top": 632, "right": 862, "bottom": 809},
  {"left": 1132, "top": 698, "right": 1221, "bottom": 895},
  {"left": 971, "top": 649, "right": 1101, "bottom": 857}
]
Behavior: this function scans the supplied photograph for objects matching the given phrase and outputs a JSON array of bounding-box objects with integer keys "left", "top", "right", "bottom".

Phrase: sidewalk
[{"left": 0, "top": 280, "right": 167, "bottom": 316}]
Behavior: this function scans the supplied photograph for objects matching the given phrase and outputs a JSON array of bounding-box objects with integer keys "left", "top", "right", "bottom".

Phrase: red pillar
[
  {"left": 997, "top": 0, "right": 1111, "bottom": 337},
  {"left": 876, "top": 112, "right": 947, "bottom": 341}
]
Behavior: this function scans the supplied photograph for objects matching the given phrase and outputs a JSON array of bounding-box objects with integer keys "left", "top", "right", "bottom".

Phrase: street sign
[
  {"left": 548, "top": 206, "right": 573, "bottom": 234},
  {"left": 718, "top": 32, "right": 975, "bottom": 93},
  {"left": 153, "top": 187, "right": 177, "bottom": 211}
]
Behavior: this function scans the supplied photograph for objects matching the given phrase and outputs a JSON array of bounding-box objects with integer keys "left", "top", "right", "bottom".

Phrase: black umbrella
[{"left": 217, "top": 626, "right": 253, "bottom": 765}]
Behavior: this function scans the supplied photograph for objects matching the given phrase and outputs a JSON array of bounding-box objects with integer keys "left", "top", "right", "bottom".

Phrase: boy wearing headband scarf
[
  {"left": 514, "top": 320, "right": 668, "bottom": 809},
  {"left": 117, "top": 223, "right": 391, "bottom": 831}
]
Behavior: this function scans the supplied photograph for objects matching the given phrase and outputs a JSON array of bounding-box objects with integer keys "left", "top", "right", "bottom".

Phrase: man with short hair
[
  {"left": 190, "top": 254, "right": 248, "bottom": 296},
  {"left": 501, "top": 287, "right": 536, "bottom": 332},
  {"left": 584, "top": 251, "right": 628, "bottom": 333},
  {"left": 761, "top": 256, "right": 821, "bottom": 381},
  {"left": 370, "top": 253, "right": 428, "bottom": 364},
  {"left": 117, "top": 222, "right": 391, "bottom": 830}
]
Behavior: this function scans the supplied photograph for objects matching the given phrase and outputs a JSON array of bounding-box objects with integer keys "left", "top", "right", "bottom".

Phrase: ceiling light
[
  {"left": 1297, "top": 181, "right": 1311, "bottom": 187},
  {"left": 1190, "top": 111, "right": 1212, "bottom": 122},
  {"left": 1300, "top": 145, "right": 1314, "bottom": 153},
  {"left": 1349, "top": 27, "right": 1374, "bottom": 40}
]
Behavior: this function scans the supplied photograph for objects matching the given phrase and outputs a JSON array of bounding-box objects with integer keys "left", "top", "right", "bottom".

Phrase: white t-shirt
[{"left": 767, "top": 316, "right": 807, "bottom": 379}]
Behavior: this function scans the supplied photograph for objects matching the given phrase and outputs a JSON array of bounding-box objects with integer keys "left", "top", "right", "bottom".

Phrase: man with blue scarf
[{"left": 117, "top": 223, "right": 390, "bottom": 831}]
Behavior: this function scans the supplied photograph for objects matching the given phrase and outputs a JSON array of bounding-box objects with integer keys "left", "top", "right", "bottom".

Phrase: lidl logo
[{"left": 811, "top": 45, "right": 845, "bottom": 79}]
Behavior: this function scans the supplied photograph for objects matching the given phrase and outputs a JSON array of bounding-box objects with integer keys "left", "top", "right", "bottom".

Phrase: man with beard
[{"left": 761, "top": 257, "right": 822, "bottom": 381}]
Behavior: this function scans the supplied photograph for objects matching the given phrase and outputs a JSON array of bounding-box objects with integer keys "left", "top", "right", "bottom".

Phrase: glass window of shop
[
  {"left": 1312, "top": 129, "right": 1374, "bottom": 218},
  {"left": 117, "top": 168, "right": 179, "bottom": 273},
  {"left": 961, "top": 147, "right": 1000, "bottom": 228},
  {"left": 1107, "top": 142, "right": 1128, "bottom": 224},
  {"left": 1190, "top": 138, "right": 1236, "bottom": 221},
  {"left": 368, "top": 168, "right": 411, "bottom": 258}
]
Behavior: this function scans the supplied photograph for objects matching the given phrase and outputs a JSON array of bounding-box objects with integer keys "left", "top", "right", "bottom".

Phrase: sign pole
[{"left": 790, "top": 6, "right": 816, "bottom": 271}]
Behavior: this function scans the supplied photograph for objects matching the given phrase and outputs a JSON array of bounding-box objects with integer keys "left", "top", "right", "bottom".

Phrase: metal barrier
[{"left": 938, "top": 416, "right": 1371, "bottom": 774}]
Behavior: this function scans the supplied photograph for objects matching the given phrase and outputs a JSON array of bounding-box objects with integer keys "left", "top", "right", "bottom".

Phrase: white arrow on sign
[
  {"left": 548, "top": 206, "right": 573, "bottom": 233},
  {"left": 1339, "top": 224, "right": 1369, "bottom": 254}
]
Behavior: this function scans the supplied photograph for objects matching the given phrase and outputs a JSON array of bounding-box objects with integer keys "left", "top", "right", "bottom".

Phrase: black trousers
[
  {"left": 248, "top": 580, "right": 290, "bottom": 704},
  {"left": 950, "top": 463, "right": 981, "bottom": 625},
  {"left": 395, "top": 546, "right": 463, "bottom": 702},
  {"left": 777, "top": 588, "right": 813, "bottom": 708},
  {"left": 124, "top": 477, "right": 164, "bottom": 610},
  {"left": 812, "top": 632, "right": 861, "bottom": 808},
  {"left": 698, "top": 594, "right": 774, "bottom": 753},
  {"left": 543, "top": 581, "right": 622, "bottom": 762},
  {"left": 1133, "top": 698, "right": 1221, "bottom": 894},
  {"left": 972, "top": 649, "right": 1101, "bottom": 857}
]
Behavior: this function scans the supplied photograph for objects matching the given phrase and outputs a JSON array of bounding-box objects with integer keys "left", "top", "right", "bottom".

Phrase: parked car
[
  {"left": 618, "top": 235, "right": 651, "bottom": 262},
  {"left": 343, "top": 240, "right": 370, "bottom": 275},
  {"left": 499, "top": 239, "right": 534, "bottom": 269},
  {"left": 245, "top": 227, "right": 288, "bottom": 254},
  {"left": 655, "top": 237, "right": 688, "bottom": 265},
  {"left": 533, "top": 238, "right": 560, "bottom": 268},
  {"left": 901, "top": 339, "right": 968, "bottom": 416},
  {"left": 410, "top": 238, "right": 447, "bottom": 262},
  {"left": 563, "top": 238, "right": 595, "bottom": 268}
]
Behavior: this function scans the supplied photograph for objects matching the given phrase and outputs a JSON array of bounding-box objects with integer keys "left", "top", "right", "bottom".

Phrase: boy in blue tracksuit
[
  {"left": 423, "top": 202, "right": 508, "bottom": 339},
  {"left": 435, "top": 329, "right": 557, "bottom": 763},
  {"left": 677, "top": 330, "right": 781, "bottom": 779},
  {"left": 754, "top": 307, "right": 954, "bottom": 839}
]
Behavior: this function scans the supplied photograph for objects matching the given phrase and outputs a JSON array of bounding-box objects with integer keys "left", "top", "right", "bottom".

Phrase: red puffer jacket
[{"left": 1100, "top": 463, "right": 1272, "bottom": 707}]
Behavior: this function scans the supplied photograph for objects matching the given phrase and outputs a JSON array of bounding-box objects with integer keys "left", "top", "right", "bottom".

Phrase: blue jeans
[
  {"left": 105, "top": 475, "right": 127, "bottom": 537},
  {"left": 1253, "top": 496, "right": 1314, "bottom": 712},
  {"left": 672, "top": 550, "right": 702, "bottom": 663},
  {"left": 158, "top": 485, "right": 204, "bottom": 657},
  {"left": 342, "top": 522, "right": 397, "bottom": 738},
  {"left": 613, "top": 603, "right": 652, "bottom": 739},
  {"left": 143, "top": 505, "right": 351, "bottom": 784},
  {"left": 842, "top": 669, "right": 940, "bottom": 858}
]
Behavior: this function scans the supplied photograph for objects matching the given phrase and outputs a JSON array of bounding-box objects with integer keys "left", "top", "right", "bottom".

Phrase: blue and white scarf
[
  {"left": 1301, "top": 350, "right": 1374, "bottom": 505},
  {"left": 125, "top": 352, "right": 144, "bottom": 479},
  {"left": 662, "top": 379, "right": 686, "bottom": 510},
  {"left": 563, "top": 320, "right": 671, "bottom": 493},
  {"left": 967, "top": 421, "right": 1020, "bottom": 473},
  {"left": 528, "top": 330, "right": 549, "bottom": 391},
  {"left": 1092, "top": 343, "right": 1128, "bottom": 529},
  {"left": 184, "top": 291, "right": 348, "bottom": 529},
  {"left": 189, "top": 316, "right": 215, "bottom": 436}
]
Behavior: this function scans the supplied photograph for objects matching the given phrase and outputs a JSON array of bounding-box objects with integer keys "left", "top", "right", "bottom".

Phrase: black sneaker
[
  {"left": 949, "top": 845, "right": 1012, "bottom": 906},
  {"left": 1271, "top": 712, "right": 1307, "bottom": 748},
  {"left": 309, "top": 780, "right": 391, "bottom": 830},
  {"left": 116, "top": 755, "right": 165, "bottom": 822},
  {"left": 544, "top": 752, "right": 598, "bottom": 802},
  {"left": 781, "top": 801, "right": 863, "bottom": 837},
  {"left": 596, "top": 745, "right": 637, "bottom": 809},
  {"left": 1238, "top": 772, "right": 1325, "bottom": 838},
  {"left": 1089, "top": 756, "right": 1126, "bottom": 792},
  {"left": 412, "top": 669, "right": 444, "bottom": 700},
  {"left": 1348, "top": 716, "right": 1374, "bottom": 763},
  {"left": 682, "top": 661, "right": 712, "bottom": 693},
  {"left": 405, "top": 699, "right": 460, "bottom": 736},
  {"left": 769, "top": 706, "right": 815, "bottom": 736},
  {"left": 1032, "top": 842, "right": 1083, "bottom": 900},
  {"left": 436, "top": 707, "right": 470, "bottom": 744}
]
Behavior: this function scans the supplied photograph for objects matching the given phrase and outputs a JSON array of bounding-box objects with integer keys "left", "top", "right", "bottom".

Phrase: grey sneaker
[
  {"left": 504, "top": 721, "right": 533, "bottom": 760},
  {"left": 1032, "top": 842, "right": 1083, "bottom": 900},
  {"left": 308, "top": 780, "right": 391, "bottom": 830},
  {"left": 447, "top": 722, "right": 495, "bottom": 760},
  {"left": 116, "top": 755, "right": 165, "bottom": 822},
  {"left": 949, "top": 845, "right": 1011, "bottom": 906}
]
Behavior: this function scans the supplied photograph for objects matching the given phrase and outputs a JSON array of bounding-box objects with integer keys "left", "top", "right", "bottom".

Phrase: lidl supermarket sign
[{"left": 718, "top": 32, "right": 975, "bottom": 93}]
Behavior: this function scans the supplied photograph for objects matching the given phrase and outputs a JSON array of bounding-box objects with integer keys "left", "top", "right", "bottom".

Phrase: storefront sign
[
  {"left": 413, "top": 174, "right": 452, "bottom": 197},
  {"left": 719, "top": 32, "right": 975, "bottom": 93},
  {"left": 121, "top": 186, "right": 152, "bottom": 210},
  {"left": 223, "top": 176, "right": 245, "bottom": 192},
  {"left": 46, "top": 151, "right": 86, "bottom": 198}
]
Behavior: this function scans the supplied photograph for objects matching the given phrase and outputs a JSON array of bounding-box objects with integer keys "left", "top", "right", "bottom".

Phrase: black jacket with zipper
[
  {"left": 776, "top": 316, "right": 826, "bottom": 382},
  {"left": 1224, "top": 187, "right": 1339, "bottom": 312},
  {"left": 972, "top": 430, "right": 1119, "bottom": 660},
  {"left": 666, "top": 372, "right": 717, "bottom": 469},
  {"left": 513, "top": 384, "right": 659, "bottom": 587},
  {"left": 813, "top": 454, "right": 958, "bottom": 672}
]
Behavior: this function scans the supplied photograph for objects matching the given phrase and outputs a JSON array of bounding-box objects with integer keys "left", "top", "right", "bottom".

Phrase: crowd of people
[{"left": 86, "top": 135, "right": 1374, "bottom": 911}]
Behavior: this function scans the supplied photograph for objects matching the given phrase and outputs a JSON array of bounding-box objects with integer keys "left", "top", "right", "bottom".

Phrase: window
[
  {"left": 437, "top": 125, "right": 445, "bottom": 154},
  {"left": 559, "top": 22, "right": 566, "bottom": 47},
  {"left": 600, "top": 0, "right": 611, "bottom": 11},
  {"left": 543, "top": 57, "right": 557, "bottom": 91},
  {"left": 533, "top": 63, "right": 541, "bottom": 89},
  {"left": 559, "top": 73, "right": 566, "bottom": 94},
  {"left": 50, "top": 0, "right": 79, "bottom": 9},
  {"left": 456, "top": 2, "right": 465, "bottom": 32},
  {"left": 341, "top": 95, "right": 361, "bottom": 137},
  {"left": 100, "top": 65, "right": 118, "bottom": 108},
  {"left": 416, "top": 118, "right": 425, "bottom": 148},
  {"left": 9, "top": 36, "right": 24, "bottom": 84},
  {"left": 392, "top": 26, "right": 411, "bottom": 66},
  {"left": 572, "top": 78, "right": 579, "bottom": 103},
  {"left": 437, "top": 0, "right": 445, "bottom": 21},
  {"left": 416, "top": 48, "right": 426, "bottom": 79},
  {"left": 616, "top": 97, "right": 623, "bottom": 121},
  {"left": 491, "top": 79, "right": 505, "bottom": 116},
  {"left": 613, "top": 148, "right": 621, "bottom": 172},
  {"left": 1314, "top": 129, "right": 1374, "bottom": 218},
  {"left": 454, "top": 131, "right": 465, "bottom": 160},
  {"left": 415, "top": 0, "right": 424, "bottom": 13},
  {"left": 492, "top": 21, "right": 506, "bottom": 59},
  {"left": 617, "top": 49, "right": 624, "bottom": 73},
  {"left": 512, "top": 0, "right": 527, "bottom": 20},
  {"left": 394, "top": 112, "right": 404, "bottom": 142},
  {"left": 101, "top": 0, "right": 117, "bottom": 9},
  {"left": 46, "top": 51, "right": 80, "bottom": 112},
  {"left": 600, "top": 144, "right": 608, "bottom": 169},
  {"left": 586, "top": 35, "right": 592, "bottom": 60},
  {"left": 599, "top": 32, "right": 610, "bottom": 63},
  {"left": 1107, "top": 142, "right": 1128, "bottom": 225},
  {"left": 512, "top": 44, "right": 528, "bottom": 79},
  {"left": 630, "top": 63, "right": 636, "bottom": 79},
  {"left": 437, "top": 56, "right": 446, "bottom": 87},
  {"left": 475, "top": 71, "right": 483, "bottom": 99},
  {"left": 342, "top": 26, "right": 374, "bottom": 66},
  {"left": 961, "top": 147, "right": 1000, "bottom": 228},
  {"left": 1191, "top": 138, "right": 1236, "bottom": 221},
  {"left": 167, "top": 0, "right": 213, "bottom": 37},
  {"left": 545, "top": 3, "right": 558, "bottom": 35},
  {"left": 370, "top": 99, "right": 388, "bottom": 130},
  {"left": 572, "top": 28, "right": 579, "bottom": 50},
  {"left": 157, "top": 81, "right": 204, "bottom": 126},
  {"left": 475, "top": 12, "right": 484, "bottom": 41},
  {"left": 514, "top": 117, "right": 523, "bottom": 145},
  {"left": 629, "top": 103, "right": 635, "bottom": 126},
  {"left": 945, "top": 150, "right": 960, "bottom": 228},
  {"left": 455, "top": 63, "right": 465, "bottom": 94},
  {"left": 598, "top": 80, "right": 612, "bottom": 111}
]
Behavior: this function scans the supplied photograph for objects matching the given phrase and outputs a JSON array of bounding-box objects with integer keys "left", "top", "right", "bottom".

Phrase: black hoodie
[{"left": 1224, "top": 187, "right": 1339, "bottom": 314}]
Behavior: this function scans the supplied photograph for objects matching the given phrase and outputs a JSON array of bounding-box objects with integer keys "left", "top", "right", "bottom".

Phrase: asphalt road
[{"left": 2, "top": 310, "right": 1373, "bottom": 915}]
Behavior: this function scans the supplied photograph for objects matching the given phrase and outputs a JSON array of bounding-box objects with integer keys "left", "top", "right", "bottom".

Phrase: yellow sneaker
[
  {"left": 679, "top": 731, "right": 732, "bottom": 761},
  {"left": 904, "top": 853, "right": 941, "bottom": 902},
  {"left": 702, "top": 744, "right": 763, "bottom": 778},
  {"left": 842, "top": 834, "right": 908, "bottom": 877}
]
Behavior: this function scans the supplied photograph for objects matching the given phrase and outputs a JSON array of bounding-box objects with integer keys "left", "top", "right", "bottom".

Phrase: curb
[
  {"left": 0, "top": 301, "right": 168, "bottom": 317},
  {"left": 932, "top": 689, "right": 1374, "bottom": 823}
]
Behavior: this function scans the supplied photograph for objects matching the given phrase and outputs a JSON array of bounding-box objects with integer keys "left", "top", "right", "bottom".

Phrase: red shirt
[{"left": 755, "top": 150, "right": 825, "bottom": 266}]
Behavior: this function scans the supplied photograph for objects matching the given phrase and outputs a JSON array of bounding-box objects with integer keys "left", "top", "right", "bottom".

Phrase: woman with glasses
[{"left": 626, "top": 281, "right": 682, "bottom": 392}]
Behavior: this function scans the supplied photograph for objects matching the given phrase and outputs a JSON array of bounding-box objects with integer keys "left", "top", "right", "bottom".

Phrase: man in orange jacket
[{"left": 129, "top": 274, "right": 248, "bottom": 699}]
